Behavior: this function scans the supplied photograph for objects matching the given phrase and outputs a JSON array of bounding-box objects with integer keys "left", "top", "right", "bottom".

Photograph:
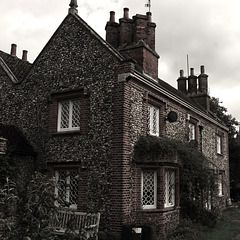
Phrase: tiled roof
[
  {"left": 0, "top": 50, "right": 32, "bottom": 82},
  {"left": 0, "top": 124, "right": 36, "bottom": 155}
]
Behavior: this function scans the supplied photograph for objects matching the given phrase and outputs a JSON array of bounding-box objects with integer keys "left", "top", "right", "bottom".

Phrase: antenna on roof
[
  {"left": 145, "top": 0, "right": 151, "bottom": 12},
  {"left": 187, "top": 54, "right": 190, "bottom": 77}
]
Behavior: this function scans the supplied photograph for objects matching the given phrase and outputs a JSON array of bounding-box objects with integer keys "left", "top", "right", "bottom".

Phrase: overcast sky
[{"left": 1, "top": 0, "right": 240, "bottom": 122}]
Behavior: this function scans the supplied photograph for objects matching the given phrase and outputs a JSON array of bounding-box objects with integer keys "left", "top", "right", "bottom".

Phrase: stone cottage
[{"left": 0, "top": 1, "right": 230, "bottom": 239}]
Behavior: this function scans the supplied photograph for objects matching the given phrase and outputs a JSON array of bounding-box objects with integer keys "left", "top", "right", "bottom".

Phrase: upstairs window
[
  {"left": 189, "top": 123, "right": 196, "bottom": 141},
  {"left": 141, "top": 170, "right": 157, "bottom": 209},
  {"left": 55, "top": 169, "right": 79, "bottom": 209},
  {"left": 58, "top": 99, "right": 81, "bottom": 132},
  {"left": 148, "top": 104, "right": 160, "bottom": 136},
  {"left": 164, "top": 169, "right": 175, "bottom": 208},
  {"left": 216, "top": 135, "right": 222, "bottom": 154}
]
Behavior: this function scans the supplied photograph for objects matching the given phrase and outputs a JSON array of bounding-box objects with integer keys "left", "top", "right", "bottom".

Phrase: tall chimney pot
[
  {"left": 146, "top": 12, "right": 152, "bottom": 22},
  {"left": 10, "top": 43, "right": 17, "bottom": 56},
  {"left": 190, "top": 68, "right": 195, "bottom": 76},
  {"left": 123, "top": 8, "right": 129, "bottom": 19},
  {"left": 22, "top": 50, "right": 28, "bottom": 61},
  {"left": 110, "top": 11, "right": 115, "bottom": 22}
]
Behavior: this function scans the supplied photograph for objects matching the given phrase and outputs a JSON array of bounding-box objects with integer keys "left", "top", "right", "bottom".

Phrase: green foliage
[
  {"left": 135, "top": 136, "right": 219, "bottom": 225},
  {"left": 210, "top": 97, "right": 238, "bottom": 142},
  {"left": 0, "top": 172, "right": 59, "bottom": 240}
]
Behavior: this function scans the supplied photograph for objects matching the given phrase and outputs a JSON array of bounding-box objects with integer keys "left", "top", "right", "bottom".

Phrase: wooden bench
[{"left": 49, "top": 210, "right": 100, "bottom": 240}]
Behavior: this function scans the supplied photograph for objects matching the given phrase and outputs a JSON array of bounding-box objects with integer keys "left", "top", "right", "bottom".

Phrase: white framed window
[
  {"left": 57, "top": 99, "right": 81, "bottom": 132},
  {"left": 55, "top": 169, "right": 79, "bottom": 209},
  {"left": 164, "top": 169, "right": 175, "bottom": 208},
  {"left": 216, "top": 135, "right": 222, "bottom": 154},
  {"left": 148, "top": 104, "right": 160, "bottom": 136},
  {"left": 189, "top": 123, "right": 196, "bottom": 141},
  {"left": 218, "top": 173, "right": 223, "bottom": 196},
  {"left": 141, "top": 170, "right": 157, "bottom": 209}
]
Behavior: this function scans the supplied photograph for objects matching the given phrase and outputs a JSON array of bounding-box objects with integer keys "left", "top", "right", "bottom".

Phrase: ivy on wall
[{"left": 134, "top": 135, "right": 219, "bottom": 224}]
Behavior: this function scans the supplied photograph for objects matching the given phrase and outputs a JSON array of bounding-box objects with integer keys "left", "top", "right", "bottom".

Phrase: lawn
[{"left": 169, "top": 204, "right": 240, "bottom": 240}]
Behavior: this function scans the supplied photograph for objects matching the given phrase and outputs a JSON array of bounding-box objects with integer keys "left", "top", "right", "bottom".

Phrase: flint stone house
[{"left": 0, "top": 1, "right": 230, "bottom": 239}]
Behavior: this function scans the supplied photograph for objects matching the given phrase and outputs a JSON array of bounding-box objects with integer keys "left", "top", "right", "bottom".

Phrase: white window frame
[
  {"left": 57, "top": 99, "right": 80, "bottom": 132},
  {"left": 164, "top": 169, "right": 175, "bottom": 208},
  {"left": 55, "top": 169, "right": 78, "bottom": 209},
  {"left": 189, "top": 123, "right": 196, "bottom": 141},
  {"left": 216, "top": 135, "right": 222, "bottom": 154},
  {"left": 148, "top": 104, "right": 160, "bottom": 137},
  {"left": 141, "top": 170, "right": 157, "bottom": 210}
]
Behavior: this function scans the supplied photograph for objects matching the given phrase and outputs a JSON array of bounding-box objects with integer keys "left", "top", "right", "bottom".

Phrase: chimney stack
[
  {"left": 177, "top": 70, "right": 187, "bottom": 94},
  {"left": 177, "top": 65, "right": 210, "bottom": 111},
  {"left": 198, "top": 65, "right": 208, "bottom": 94},
  {"left": 188, "top": 68, "right": 197, "bottom": 94},
  {"left": 22, "top": 50, "right": 28, "bottom": 61},
  {"left": 10, "top": 43, "right": 17, "bottom": 56},
  {"left": 105, "top": 8, "right": 159, "bottom": 79}
]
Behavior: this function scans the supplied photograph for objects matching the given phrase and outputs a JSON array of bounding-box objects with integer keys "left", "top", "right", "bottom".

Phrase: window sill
[
  {"left": 52, "top": 130, "right": 81, "bottom": 136},
  {"left": 139, "top": 206, "right": 179, "bottom": 213}
]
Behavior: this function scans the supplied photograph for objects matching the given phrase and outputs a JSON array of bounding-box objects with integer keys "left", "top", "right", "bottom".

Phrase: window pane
[
  {"left": 71, "top": 100, "right": 81, "bottom": 128},
  {"left": 217, "top": 135, "right": 221, "bottom": 154},
  {"left": 55, "top": 169, "right": 79, "bottom": 208},
  {"left": 60, "top": 101, "right": 70, "bottom": 129},
  {"left": 164, "top": 170, "right": 175, "bottom": 207},
  {"left": 189, "top": 123, "right": 195, "bottom": 140},
  {"left": 142, "top": 171, "right": 156, "bottom": 209},
  {"left": 148, "top": 104, "right": 159, "bottom": 136}
]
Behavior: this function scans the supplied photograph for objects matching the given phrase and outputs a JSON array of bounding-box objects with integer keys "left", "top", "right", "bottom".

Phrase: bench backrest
[{"left": 50, "top": 210, "right": 100, "bottom": 239}]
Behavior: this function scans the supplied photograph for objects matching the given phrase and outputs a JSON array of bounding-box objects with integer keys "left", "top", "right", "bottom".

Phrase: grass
[{"left": 169, "top": 204, "right": 240, "bottom": 240}]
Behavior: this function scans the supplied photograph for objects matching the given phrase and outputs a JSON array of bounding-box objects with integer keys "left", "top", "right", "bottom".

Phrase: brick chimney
[
  {"left": 105, "top": 8, "right": 159, "bottom": 80},
  {"left": 188, "top": 68, "right": 197, "bottom": 94},
  {"left": 177, "top": 65, "right": 210, "bottom": 111},
  {"left": 177, "top": 70, "right": 187, "bottom": 94},
  {"left": 0, "top": 137, "right": 7, "bottom": 154}
]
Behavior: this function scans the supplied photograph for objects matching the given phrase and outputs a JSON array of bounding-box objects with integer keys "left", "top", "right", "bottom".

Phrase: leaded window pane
[
  {"left": 72, "top": 100, "right": 81, "bottom": 128},
  {"left": 164, "top": 170, "right": 175, "bottom": 208},
  {"left": 148, "top": 104, "right": 159, "bottom": 136},
  {"left": 58, "top": 99, "right": 80, "bottom": 131},
  {"left": 217, "top": 135, "right": 222, "bottom": 154},
  {"left": 142, "top": 171, "right": 156, "bottom": 209},
  {"left": 189, "top": 123, "right": 195, "bottom": 141},
  {"left": 55, "top": 169, "right": 79, "bottom": 209},
  {"left": 60, "top": 101, "right": 70, "bottom": 129}
]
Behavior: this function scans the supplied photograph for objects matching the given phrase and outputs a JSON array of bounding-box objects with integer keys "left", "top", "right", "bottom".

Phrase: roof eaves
[{"left": 128, "top": 71, "right": 229, "bottom": 131}]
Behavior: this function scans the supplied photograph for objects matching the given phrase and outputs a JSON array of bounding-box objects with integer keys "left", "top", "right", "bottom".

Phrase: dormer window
[{"left": 58, "top": 99, "right": 81, "bottom": 132}]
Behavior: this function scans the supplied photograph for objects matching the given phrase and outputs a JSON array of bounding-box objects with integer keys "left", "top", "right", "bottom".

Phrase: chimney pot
[
  {"left": 22, "top": 50, "right": 28, "bottom": 61},
  {"left": 146, "top": 12, "right": 152, "bottom": 22},
  {"left": 123, "top": 8, "right": 129, "bottom": 19},
  {"left": 10, "top": 43, "right": 17, "bottom": 56},
  {"left": 190, "top": 68, "right": 194, "bottom": 76},
  {"left": 110, "top": 11, "right": 115, "bottom": 22},
  {"left": 180, "top": 69, "right": 184, "bottom": 77},
  {"left": 200, "top": 65, "right": 205, "bottom": 74}
]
